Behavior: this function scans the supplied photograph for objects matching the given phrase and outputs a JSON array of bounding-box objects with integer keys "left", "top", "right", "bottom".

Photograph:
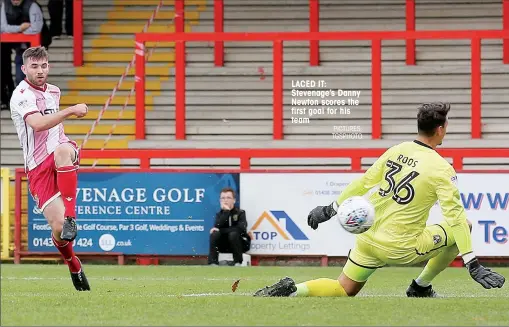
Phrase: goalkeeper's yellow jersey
[{"left": 336, "top": 140, "right": 473, "bottom": 257}]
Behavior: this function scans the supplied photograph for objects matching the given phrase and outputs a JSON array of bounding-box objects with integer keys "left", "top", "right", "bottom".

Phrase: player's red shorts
[{"left": 27, "top": 141, "right": 79, "bottom": 211}]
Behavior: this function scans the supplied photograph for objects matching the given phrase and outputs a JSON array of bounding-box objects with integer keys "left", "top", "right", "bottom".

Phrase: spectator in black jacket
[
  {"left": 47, "top": 0, "right": 73, "bottom": 39},
  {"left": 1, "top": 0, "right": 51, "bottom": 86},
  {"left": 208, "top": 187, "right": 250, "bottom": 266}
]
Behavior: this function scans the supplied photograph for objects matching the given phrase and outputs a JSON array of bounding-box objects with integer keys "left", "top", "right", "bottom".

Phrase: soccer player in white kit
[{"left": 10, "top": 46, "right": 90, "bottom": 291}]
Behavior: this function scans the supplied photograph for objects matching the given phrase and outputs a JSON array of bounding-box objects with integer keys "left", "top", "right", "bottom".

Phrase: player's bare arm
[{"left": 25, "top": 103, "right": 88, "bottom": 132}]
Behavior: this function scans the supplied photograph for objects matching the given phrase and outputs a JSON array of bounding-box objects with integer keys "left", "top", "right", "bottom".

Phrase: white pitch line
[
  {"left": 2, "top": 292, "right": 252, "bottom": 298},
  {"left": 1, "top": 291, "right": 506, "bottom": 298},
  {"left": 2, "top": 278, "right": 507, "bottom": 298},
  {"left": 169, "top": 292, "right": 252, "bottom": 297},
  {"left": 1, "top": 276, "right": 266, "bottom": 282}
]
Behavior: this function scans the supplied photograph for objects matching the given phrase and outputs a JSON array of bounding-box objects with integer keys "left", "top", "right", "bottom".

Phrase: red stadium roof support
[{"left": 134, "top": 30, "right": 509, "bottom": 140}]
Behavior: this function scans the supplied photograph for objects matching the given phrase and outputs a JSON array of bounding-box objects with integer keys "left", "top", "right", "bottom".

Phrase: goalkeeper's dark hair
[{"left": 416, "top": 102, "right": 451, "bottom": 137}]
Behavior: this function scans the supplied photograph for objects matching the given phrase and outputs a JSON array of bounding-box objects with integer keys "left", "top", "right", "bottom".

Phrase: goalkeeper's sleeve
[
  {"left": 435, "top": 167, "right": 474, "bottom": 263},
  {"left": 335, "top": 149, "right": 391, "bottom": 206}
]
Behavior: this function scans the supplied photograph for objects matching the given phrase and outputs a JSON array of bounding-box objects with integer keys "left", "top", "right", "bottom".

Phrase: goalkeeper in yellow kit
[{"left": 254, "top": 103, "right": 505, "bottom": 298}]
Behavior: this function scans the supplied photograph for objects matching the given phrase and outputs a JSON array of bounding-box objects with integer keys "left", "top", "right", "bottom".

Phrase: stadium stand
[
  {"left": 2, "top": 0, "right": 508, "bottom": 170},
  {"left": 128, "top": 0, "right": 509, "bottom": 170},
  {"left": 1, "top": 0, "right": 207, "bottom": 168}
]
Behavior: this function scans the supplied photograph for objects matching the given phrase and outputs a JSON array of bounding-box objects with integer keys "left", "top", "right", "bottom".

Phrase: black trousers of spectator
[
  {"left": 1, "top": 44, "right": 15, "bottom": 107},
  {"left": 48, "top": 0, "right": 73, "bottom": 37},
  {"left": 208, "top": 230, "right": 244, "bottom": 265}
]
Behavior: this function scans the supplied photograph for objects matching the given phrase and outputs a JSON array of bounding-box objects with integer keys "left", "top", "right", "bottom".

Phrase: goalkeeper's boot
[
  {"left": 406, "top": 279, "right": 438, "bottom": 298},
  {"left": 61, "top": 217, "right": 78, "bottom": 242},
  {"left": 70, "top": 257, "right": 91, "bottom": 291},
  {"left": 253, "top": 277, "right": 296, "bottom": 297}
]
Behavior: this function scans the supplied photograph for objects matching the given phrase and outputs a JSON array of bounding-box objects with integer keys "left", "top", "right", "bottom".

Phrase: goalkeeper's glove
[
  {"left": 466, "top": 258, "right": 505, "bottom": 289},
  {"left": 307, "top": 201, "right": 339, "bottom": 230}
]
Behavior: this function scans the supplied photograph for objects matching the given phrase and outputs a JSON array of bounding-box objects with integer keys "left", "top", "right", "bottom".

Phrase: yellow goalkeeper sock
[
  {"left": 293, "top": 278, "right": 348, "bottom": 297},
  {"left": 415, "top": 245, "right": 460, "bottom": 287}
]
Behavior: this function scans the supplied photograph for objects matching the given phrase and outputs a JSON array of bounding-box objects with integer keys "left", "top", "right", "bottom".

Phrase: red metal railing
[
  {"left": 0, "top": 33, "right": 40, "bottom": 46},
  {"left": 212, "top": 0, "right": 509, "bottom": 66},
  {"left": 0, "top": 0, "right": 82, "bottom": 66},
  {"left": 406, "top": 0, "right": 416, "bottom": 65},
  {"left": 79, "top": 148, "right": 509, "bottom": 171},
  {"left": 134, "top": 29, "right": 509, "bottom": 141},
  {"left": 4, "top": 1, "right": 507, "bottom": 68},
  {"left": 14, "top": 147, "right": 509, "bottom": 263},
  {"left": 175, "top": 0, "right": 185, "bottom": 32},
  {"left": 212, "top": 0, "right": 322, "bottom": 66},
  {"left": 309, "top": 0, "right": 320, "bottom": 66},
  {"left": 504, "top": 0, "right": 509, "bottom": 64},
  {"left": 73, "top": 0, "right": 83, "bottom": 67},
  {"left": 213, "top": 0, "right": 224, "bottom": 66}
]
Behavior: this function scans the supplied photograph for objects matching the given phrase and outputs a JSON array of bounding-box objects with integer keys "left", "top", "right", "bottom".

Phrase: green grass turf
[{"left": 1, "top": 264, "right": 508, "bottom": 326}]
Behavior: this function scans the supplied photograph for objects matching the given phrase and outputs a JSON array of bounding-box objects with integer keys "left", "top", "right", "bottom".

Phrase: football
[{"left": 336, "top": 196, "right": 375, "bottom": 234}]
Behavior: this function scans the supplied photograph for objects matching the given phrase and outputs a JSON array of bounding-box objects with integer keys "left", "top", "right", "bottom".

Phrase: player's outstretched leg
[
  {"left": 254, "top": 244, "right": 376, "bottom": 298},
  {"left": 52, "top": 233, "right": 90, "bottom": 291},
  {"left": 253, "top": 277, "right": 297, "bottom": 297},
  {"left": 44, "top": 197, "right": 91, "bottom": 291},
  {"left": 406, "top": 279, "right": 439, "bottom": 298},
  {"left": 406, "top": 244, "right": 459, "bottom": 298},
  {"left": 406, "top": 221, "right": 470, "bottom": 298},
  {"left": 254, "top": 273, "right": 363, "bottom": 297},
  {"left": 54, "top": 143, "right": 79, "bottom": 241},
  {"left": 69, "top": 257, "right": 90, "bottom": 291}
]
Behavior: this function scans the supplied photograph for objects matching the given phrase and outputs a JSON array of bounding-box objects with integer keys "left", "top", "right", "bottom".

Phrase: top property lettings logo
[{"left": 248, "top": 210, "right": 308, "bottom": 241}]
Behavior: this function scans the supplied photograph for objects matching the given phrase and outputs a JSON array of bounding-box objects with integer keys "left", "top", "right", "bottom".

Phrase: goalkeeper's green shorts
[{"left": 342, "top": 221, "right": 456, "bottom": 283}]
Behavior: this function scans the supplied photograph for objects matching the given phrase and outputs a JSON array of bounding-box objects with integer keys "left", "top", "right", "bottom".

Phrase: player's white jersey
[{"left": 10, "top": 79, "right": 70, "bottom": 172}]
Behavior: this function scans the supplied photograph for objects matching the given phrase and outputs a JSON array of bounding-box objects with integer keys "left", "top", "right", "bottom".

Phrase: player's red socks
[
  {"left": 52, "top": 233, "right": 81, "bottom": 273},
  {"left": 56, "top": 165, "right": 78, "bottom": 218},
  {"left": 55, "top": 165, "right": 80, "bottom": 272}
]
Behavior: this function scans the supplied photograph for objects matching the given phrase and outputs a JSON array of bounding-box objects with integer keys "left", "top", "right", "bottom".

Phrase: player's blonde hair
[{"left": 22, "top": 46, "right": 49, "bottom": 65}]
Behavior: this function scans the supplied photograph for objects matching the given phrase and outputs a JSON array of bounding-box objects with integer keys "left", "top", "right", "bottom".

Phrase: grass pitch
[{"left": 1, "top": 264, "right": 508, "bottom": 326}]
